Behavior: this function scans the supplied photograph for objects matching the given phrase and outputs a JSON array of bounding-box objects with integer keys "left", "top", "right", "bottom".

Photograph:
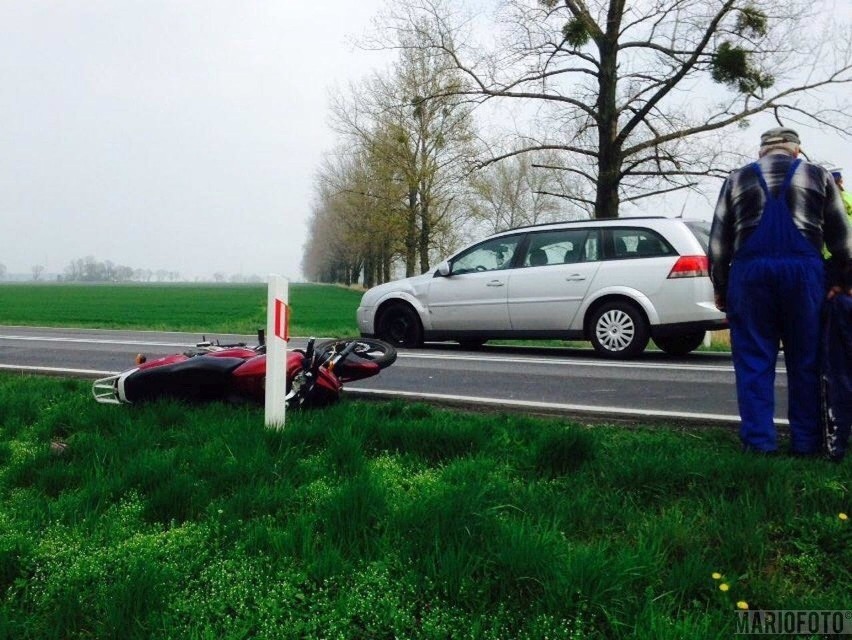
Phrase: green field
[
  {"left": 0, "top": 282, "right": 733, "bottom": 351},
  {"left": 0, "top": 375, "right": 849, "bottom": 639},
  {"left": 0, "top": 283, "right": 361, "bottom": 337}
]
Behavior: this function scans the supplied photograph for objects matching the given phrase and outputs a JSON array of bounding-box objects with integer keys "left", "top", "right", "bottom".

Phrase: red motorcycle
[{"left": 92, "top": 334, "right": 396, "bottom": 408}]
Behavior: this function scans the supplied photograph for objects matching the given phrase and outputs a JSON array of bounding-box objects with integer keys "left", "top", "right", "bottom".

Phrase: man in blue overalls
[{"left": 709, "top": 127, "right": 852, "bottom": 454}]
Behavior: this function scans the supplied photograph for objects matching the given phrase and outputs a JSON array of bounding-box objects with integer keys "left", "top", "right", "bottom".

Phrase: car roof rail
[{"left": 493, "top": 216, "right": 669, "bottom": 235}]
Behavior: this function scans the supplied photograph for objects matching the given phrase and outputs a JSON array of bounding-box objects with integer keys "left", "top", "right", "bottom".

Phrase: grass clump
[
  {"left": 0, "top": 373, "right": 849, "bottom": 639},
  {"left": 530, "top": 425, "right": 597, "bottom": 478}
]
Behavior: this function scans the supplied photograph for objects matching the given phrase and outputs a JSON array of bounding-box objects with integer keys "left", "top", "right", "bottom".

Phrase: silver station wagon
[{"left": 357, "top": 217, "right": 728, "bottom": 358}]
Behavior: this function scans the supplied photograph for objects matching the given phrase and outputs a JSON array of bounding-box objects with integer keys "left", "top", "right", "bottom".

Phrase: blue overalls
[{"left": 726, "top": 159, "right": 825, "bottom": 453}]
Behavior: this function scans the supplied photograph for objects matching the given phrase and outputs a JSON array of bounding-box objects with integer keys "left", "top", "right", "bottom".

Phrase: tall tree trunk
[
  {"left": 364, "top": 251, "right": 375, "bottom": 288},
  {"left": 383, "top": 251, "right": 392, "bottom": 283},
  {"left": 595, "top": 146, "right": 621, "bottom": 219},
  {"left": 418, "top": 192, "right": 431, "bottom": 274},
  {"left": 594, "top": 17, "right": 622, "bottom": 220},
  {"left": 405, "top": 188, "right": 418, "bottom": 276}
]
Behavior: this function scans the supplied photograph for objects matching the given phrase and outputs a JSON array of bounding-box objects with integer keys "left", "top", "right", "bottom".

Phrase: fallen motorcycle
[{"left": 92, "top": 333, "right": 396, "bottom": 408}]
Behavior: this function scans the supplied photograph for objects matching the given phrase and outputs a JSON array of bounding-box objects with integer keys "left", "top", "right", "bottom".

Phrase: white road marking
[
  {"left": 0, "top": 333, "right": 739, "bottom": 373},
  {"left": 0, "top": 334, "right": 192, "bottom": 348},
  {"left": 346, "top": 387, "right": 778, "bottom": 425},
  {"left": 400, "top": 351, "right": 738, "bottom": 373},
  {"left": 0, "top": 364, "right": 115, "bottom": 376},
  {"left": 0, "top": 363, "right": 754, "bottom": 426}
]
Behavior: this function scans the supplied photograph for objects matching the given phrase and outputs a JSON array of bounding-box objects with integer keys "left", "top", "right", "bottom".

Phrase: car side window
[
  {"left": 522, "top": 229, "right": 598, "bottom": 267},
  {"left": 606, "top": 228, "right": 674, "bottom": 259},
  {"left": 451, "top": 235, "right": 521, "bottom": 274}
]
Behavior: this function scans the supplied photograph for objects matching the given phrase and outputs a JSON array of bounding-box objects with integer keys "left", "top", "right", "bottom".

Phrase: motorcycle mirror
[{"left": 304, "top": 337, "right": 316, "bottom": 367}]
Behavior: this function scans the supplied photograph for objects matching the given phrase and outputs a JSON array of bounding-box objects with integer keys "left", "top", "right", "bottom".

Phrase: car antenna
[{"left": 676, "top": 193, "right": 689, "bottom": 219}]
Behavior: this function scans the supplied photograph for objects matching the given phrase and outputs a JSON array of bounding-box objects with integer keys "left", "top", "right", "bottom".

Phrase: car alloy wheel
[{"left": 590, "top": 301, "right": 649, "bottom": 358}]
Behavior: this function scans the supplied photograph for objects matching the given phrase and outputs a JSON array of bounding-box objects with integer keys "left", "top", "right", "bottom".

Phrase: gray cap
[{"left": 760, "top": 126, "right": 801, "bottom": 146}]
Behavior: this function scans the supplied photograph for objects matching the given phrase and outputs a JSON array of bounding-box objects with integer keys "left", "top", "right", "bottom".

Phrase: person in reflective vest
[
  {"left": 709, "top": 127, "right": 852, "bottom": 454},
  {"left": 822, "top": 169, "right": 852, "bottom": 260},
  {"left": 831, "top": 170, "right": 852, "bottom": 219}
]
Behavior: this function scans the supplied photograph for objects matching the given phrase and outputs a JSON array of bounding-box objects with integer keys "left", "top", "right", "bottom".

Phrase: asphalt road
[{"left": 0, "top": 325, "right": 790, "bottom": 427}]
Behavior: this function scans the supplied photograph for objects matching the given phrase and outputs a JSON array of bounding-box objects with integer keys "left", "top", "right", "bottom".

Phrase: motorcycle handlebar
[{"left": 326, "top": 340, "right": 358, "bottom": 373}]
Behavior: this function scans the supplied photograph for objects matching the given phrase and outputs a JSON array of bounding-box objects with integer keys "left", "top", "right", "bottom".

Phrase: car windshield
[
  {"left": 683, "top": 220, "right": 710, "bottom": 253},
  {"left": 452, "top": 236, "right": 520, "bottom": 274}
]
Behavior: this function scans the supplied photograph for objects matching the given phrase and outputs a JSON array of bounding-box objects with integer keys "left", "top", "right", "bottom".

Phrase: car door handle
[
  {"left": 565, "top": 274, "right": 586, "bottom": 281},
  {"left": 486, "top": 280, "right": 504, "bottom": 287}
]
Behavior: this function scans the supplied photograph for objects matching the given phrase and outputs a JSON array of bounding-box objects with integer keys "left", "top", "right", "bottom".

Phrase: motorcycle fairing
[
  {"left": 332, "top": 354, "right": 381, "bottom": 383},
  {"left": 95, "top": 356, "right": 247, "bottom": 404}
]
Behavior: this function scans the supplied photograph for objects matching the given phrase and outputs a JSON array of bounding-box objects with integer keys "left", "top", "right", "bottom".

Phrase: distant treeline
[
  {"left": 57, "top": 256, "right": 263, "bottom": 283},
  {"left": 0, "top": 256, "right": 265, "bottom": 283},
  {"left": 61, "top": 257, "right": 179, "bottom": 282}
]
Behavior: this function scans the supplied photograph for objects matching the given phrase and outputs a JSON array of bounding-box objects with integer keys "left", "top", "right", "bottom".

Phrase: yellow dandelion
[
  {"left": 840, "top": 513, "right": 848, "bottom": 521},
  {"left": 737, "top": 601, "right": 749, "bottom": 610},
  {"left": 719, "top": 583, "right": 730, "bottom": 592},
  {"left": 711, "top": 572, "right": 722, "bottom": 580}
]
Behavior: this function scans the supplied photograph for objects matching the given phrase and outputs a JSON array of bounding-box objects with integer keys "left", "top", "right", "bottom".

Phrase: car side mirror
[{"left": 434, "top": 261, "right": 451, "bottom": 277}]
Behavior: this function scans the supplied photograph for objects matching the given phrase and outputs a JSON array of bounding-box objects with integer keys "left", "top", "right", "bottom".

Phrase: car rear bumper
[{"left": 650, "top": 318, "right": 729, "bottom": 339}]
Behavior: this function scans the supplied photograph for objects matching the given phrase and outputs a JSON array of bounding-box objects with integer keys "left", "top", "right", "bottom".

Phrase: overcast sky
[
  {"left": 0, "top": 1, "right": 848, "bottom": 281},
  {"left": 0, "top": 1, "right": 387, "bottom": 280}
]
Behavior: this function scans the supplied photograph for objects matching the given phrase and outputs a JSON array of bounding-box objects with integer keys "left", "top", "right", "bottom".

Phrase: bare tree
[
  {"left": 333, "top": 21, "right": 477, "bottom": 275},
  {"left": 470, "top": 150, "right": 589, "bottom": 233},
  {"left": 31, "top": 265, "right": 45, "bottom": 281},
  {"left": 304, "top": 146, "right": 406, "bottom": 286},
  {"left": 382, "top": 0, "right": 852, "bottom": 218},
  {"left": 0, "top": 263, "right": 6, "bottom": 281},
  {"left": 114, "top": 265, "right": 134, "bottom": 282}
]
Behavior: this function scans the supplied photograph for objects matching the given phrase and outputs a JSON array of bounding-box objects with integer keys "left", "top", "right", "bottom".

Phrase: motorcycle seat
[{"left": 123, "top": 356, "right": 247, "bottom": 403}]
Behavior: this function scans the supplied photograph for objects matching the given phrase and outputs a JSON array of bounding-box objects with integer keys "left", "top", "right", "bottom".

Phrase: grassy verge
[
  {"left": 0, "top": 283, "right": 361, "bottom": 337},
  {"left": 1, "top": 375, "right": 848, "bottom": 639}
]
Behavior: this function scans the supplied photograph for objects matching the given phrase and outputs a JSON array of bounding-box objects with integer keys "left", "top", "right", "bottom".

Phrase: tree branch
[{"left": 621, "top": 182, "right": 697, "bottom": 203}]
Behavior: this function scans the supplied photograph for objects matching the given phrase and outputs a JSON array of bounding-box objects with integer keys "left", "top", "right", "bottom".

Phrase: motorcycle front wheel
[{"left": 316, "top": 338, "right": 398, "bottom": 369}]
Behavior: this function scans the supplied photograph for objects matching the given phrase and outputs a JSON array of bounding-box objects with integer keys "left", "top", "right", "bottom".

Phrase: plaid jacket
[{"left": 709, "top": 152, "right": 852, "bottom": 296}]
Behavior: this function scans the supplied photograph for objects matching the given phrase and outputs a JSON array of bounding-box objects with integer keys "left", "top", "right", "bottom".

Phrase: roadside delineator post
[{"left": 265, "top": 274, "right": 289, "bottom": 429}]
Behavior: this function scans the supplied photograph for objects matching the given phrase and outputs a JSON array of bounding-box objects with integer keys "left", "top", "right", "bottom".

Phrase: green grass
[
  {"left": 0, "top": 282, "right": 734, "bottom": 352},
  {"left": 0, "top": 283, "right": 361, "bottom": 337},
  {"left": 0, "top": 374, "right": 848, "bottom": 639}
]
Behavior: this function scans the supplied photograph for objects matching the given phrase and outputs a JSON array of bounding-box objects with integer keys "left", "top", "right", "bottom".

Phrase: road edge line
[{"left": 0, "top": 364, "right": 767, "bottom": 429}]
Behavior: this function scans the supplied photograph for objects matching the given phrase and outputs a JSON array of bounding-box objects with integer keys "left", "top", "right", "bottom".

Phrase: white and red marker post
[{"left": 265, "top": 274, "right": 289, "bottom": 429}]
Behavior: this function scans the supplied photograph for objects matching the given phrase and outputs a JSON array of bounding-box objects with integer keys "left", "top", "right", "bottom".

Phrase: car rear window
[
  {"left": 683, "top": 220, "right": 710, "bottom": 253},
  {"left": 605, "top": 228, "right": 675, "bottom": 259}
]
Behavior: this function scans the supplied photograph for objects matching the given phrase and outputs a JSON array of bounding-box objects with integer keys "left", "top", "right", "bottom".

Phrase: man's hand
[
  {"left": 827, "top": 286, "right": 852, "bottom": 300},
  {"left": 714, "top": 292, "right": 726, "bottom": 312}
]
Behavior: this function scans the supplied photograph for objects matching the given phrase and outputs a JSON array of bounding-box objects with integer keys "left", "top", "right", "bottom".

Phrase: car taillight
[{"left": 667, "top": 255, "right": 709, "bottom": 278}]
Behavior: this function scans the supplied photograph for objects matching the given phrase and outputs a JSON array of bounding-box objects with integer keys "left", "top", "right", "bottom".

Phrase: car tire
[
  {"left": 653, "top": 331, "right": 706, "bottom": 356},
  {"left": 376, "top": 302, "right": 423, "bottom": 348},
  {"left": 589, "top": 301, "right": 649, "bottom": 359}
]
